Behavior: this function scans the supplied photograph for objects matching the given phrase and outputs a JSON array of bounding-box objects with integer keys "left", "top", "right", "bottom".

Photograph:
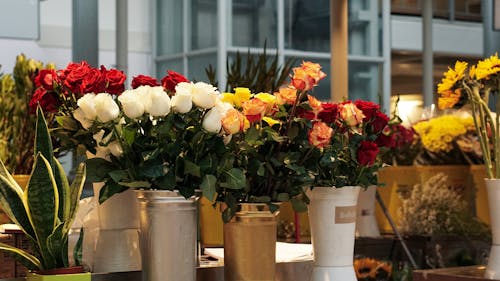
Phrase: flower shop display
[
  {"left": 0, "top": 107, "right": 88, "bottom": 281},
  {"left": 437, "top": 53, "right": 500, "bottom": 278}
]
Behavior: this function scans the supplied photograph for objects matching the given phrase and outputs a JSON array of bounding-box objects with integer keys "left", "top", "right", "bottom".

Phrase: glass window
[
  {"left": 191, "top": 0, "right": 218, "bottom": 50},
  {"left": 348, "top": 0, "right": 381, "bottom": 57},
  {"left": 348, "top": 61, "right": 381, "bottom": 103},
  {"left": 188, "top": 53, "right": 217, "bottom": 83},
  {"left": 284, "top": 0, "right": 330, "bottom": 52},
  {"left": 232, "top": 0, "right": 277, "bottom": 48},
  {"left": 156, "top": 59, "right": 184, "bottom": 80},
  {"left": 157, "top": 1, "right": 183, "bottom": 56}
]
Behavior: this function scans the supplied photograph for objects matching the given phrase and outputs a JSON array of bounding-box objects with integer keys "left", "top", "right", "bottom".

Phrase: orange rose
[
  {"left": 222, "top": 108, "right": 247, "bottom": 134},
  {"left": 308, "top": 121, "right": 333, "bottom": 148},
  {"left": 307, "top": 95, "right": 323, "bottom": 114},
  {"left": 339, "top": 102, "right": 365, "bottom": 127},
  {"left": 291, "top": 61, "right": 327, "bottom": 91},
  {"left": 275, "top": 86, "right": 298, "bottom": 105},
  {"left": 242, "top": 98, "right": 267, "bottom": 122}
]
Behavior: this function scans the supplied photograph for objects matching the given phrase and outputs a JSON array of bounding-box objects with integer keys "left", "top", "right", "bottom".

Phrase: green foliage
[
  {"left": 0, "top": 54, "right": 55, "bottom": 174},
  {"left": 206, "top": 47, "right": 295, "bottom": 94},
  {"left": 0, "top": 106, "right": 86, "bottom": 271}
]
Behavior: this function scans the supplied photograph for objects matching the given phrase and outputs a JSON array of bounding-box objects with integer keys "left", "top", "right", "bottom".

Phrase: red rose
[
  {"left": 29, "top": 88, "right": 61, "bottom": 113},
  {"left": 357, "top": 141, "right": 379, "bottom": 166},
  {"left": 354, "top": 100, "right": 380, "bottom": 121},
  {"left": 375, "top": 134, "right": 395, "bottom": 148},
  {"left": 81, "top": 67, "right": 106, "bottom": 94},
  {"left": 131, "top": 75, "right": 159, "bottom": 89},
  {"left": 317, "top": 102, "right": 338, "bottom": 123},
  {"left": 62, "top": 61, "right": 92, "bottom": 93},
  {"left": 101, "top": 66, "right": 126, "bottom": 95},
  {"left": 34, "top": 69, "right": 59, "bottom": 91},
  {"left": 161, "top": 70, "right": 189, "bottom": 92},
  {"left": 371, "top": 111, "right": 389, "bottom": 134},
  {"left": 297, "top": 108, "right": 316, "bottom": 120}
]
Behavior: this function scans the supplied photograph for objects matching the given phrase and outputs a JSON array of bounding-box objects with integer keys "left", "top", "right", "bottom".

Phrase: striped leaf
[
  {"left": 64, "top": 162, "right": 86, "bottom": 233},
  {"left": 47, "top": 222, "right": 69, "bottom": 268},
  {"left": 0, "top": 242, "right": 41, "bottom": 270},
  {"left": 52, "top": 157, "right": 70, "bottom": 223},
  {"left": 34, "top": 106, "right": 55, "bottom": 170},
  {"left": 25, "top": 153, "right": 58, "bottom": 270}
]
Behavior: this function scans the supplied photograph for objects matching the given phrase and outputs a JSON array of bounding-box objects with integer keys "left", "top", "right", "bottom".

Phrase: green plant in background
[
  {"left": 206, "top": 48, "right": 295, "bottom": 94},
  {"left": 0, "top": 54, "right": 55, "bottom": 174},
  {"left": 0, "top": 107, "right": 86, "bottom": 271}
]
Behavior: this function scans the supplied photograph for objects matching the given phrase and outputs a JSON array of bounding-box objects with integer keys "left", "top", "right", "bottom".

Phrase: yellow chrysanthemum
[
  {"left": 474, "top": 53, "right": 500, "bottom": 80},
  {"left": 413, "top": 115, "right": 474, "bottom": 153},
  {"left": 437, "top": 61, "right": 467, "bottom": 94},
  {"left": 262, "top": 116, "right": 280, "bottom": 127}
]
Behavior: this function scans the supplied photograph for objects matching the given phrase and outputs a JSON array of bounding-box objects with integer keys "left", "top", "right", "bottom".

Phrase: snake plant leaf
[
  {"left": 25, "top": 153, "right": 58, "bottom": 270},
  {"left": 52, "top": 156, "right": 70, "bottom": 224},
  {"left": 0, "top": 242, "right": 41, "bottom": 270},
  {"left": 47, "top": 222, "right": 68, "bottom": 268},
  {"left": 0, "top": 173, "right": 35, "bottom": 241},
  {"left": 34, "top": 106, "right": 55, "bottom": 170},
  {"left": 64, "top": 162, "right": 86, "bottom": 233},
  {"left": 0, "top": 159, "right": 23, "bottom": 195}
]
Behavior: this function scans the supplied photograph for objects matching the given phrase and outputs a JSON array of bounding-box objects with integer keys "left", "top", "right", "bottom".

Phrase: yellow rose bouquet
[{"left": 437, "top": 54, "right": 500, "bottom": 177}]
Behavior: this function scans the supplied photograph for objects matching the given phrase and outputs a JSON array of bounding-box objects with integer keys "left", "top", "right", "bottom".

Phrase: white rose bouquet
[{"left": 76, "top": 72, "right": 246, "bottom": 203}]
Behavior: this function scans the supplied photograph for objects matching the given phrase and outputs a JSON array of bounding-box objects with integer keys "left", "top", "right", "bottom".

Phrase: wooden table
[{"left": 413, "top": 266, "right": 494, "bottom": 281}]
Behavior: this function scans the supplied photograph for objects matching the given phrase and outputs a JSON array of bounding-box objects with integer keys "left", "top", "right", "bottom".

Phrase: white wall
[{"left": 0, "top": 0, "right": 153, "bottom": 79}]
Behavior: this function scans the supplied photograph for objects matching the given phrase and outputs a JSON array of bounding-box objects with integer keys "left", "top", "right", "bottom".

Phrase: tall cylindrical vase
[
  {"left": 92, "top": 184, "right": 142, "bottom": 273},
  {"left": 136, "top": 190, "right": 198, "bottom": 281},
  {"left": 223, "top": 204, "right": 278, "bottom": 281},
  {"left": 485, "top": 179, "right": 500, "bottom": 279},
  {"left": 356, "top": 185, "right": 381, "bottom": 237},
  {"left": 308, "top": 186, "right": 360, "bottom": 281}
]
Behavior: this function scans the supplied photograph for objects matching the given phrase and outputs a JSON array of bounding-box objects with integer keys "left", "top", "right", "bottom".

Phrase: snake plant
[{"left": 0, "top": 106, "right": 86, "bottom": 271}]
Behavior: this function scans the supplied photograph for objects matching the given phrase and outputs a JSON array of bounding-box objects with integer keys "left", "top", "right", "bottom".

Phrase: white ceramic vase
[
  {"left": 485, "top": 178, "right": 500, "bottom": 279},
  {"left": 356, "top": 185, "right": 381, "bottom": 237},
  {"left": 92, "top": 183, "right": 142, "bottom": 273},
  {"left": 307, "top": 186, "right": 360, "bottom": 281}
]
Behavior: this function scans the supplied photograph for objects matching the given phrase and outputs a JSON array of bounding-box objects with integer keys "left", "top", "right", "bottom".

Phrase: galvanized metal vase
[
  {"left": 223, "top": 203, "right": 278, "bottom": 281},
  {"left": 135, "top": 190, "right": 198, "bottom": 281},
  {"left": 307, "top": 186, "right": 360, "bottom": 281}
]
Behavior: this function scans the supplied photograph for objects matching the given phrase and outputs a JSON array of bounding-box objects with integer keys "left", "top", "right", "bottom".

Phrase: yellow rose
[
  {"left": 339, "top": 102, "right": 365, "bottom": 127},
  {"left": 234, "top": 87, "right": 251, "bottom": 106},
  {"left": 308, "top": 121, "right": 333, "bottom": 148},
  {"left": 255, "top": 92, "right": 277, "bottom": 114},
  {"left": 262, "top": 116, "right": 280, "bottom": 127},
  {"left": 221, "top": 92, "right": 236, "bottom": 106}
]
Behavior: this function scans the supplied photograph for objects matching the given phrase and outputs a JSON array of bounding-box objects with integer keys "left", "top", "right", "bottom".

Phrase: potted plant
[
  {"left": 0, "top": 106, "right": 88, "bottom": 280},
  {"left": 62, "top": 70, "right": 244, "bottom": 281}
]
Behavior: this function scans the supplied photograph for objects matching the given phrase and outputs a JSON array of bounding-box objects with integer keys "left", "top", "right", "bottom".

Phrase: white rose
[
  {"left": 77, "top": 93, "right": 97, "bottom": 120},
  {"left": 135, "top": 86, "right": 152, "bottom": 113},
  {"left": 94, "top": 93, "right": 120, "bottom": 122},
  {"left": 118, "top": 89, "right": 145, "bottom": 119},
  {"left": 73, "top": 108, "right": 93, "bottom": 129},
  {"left": 176, "top": 82, "right": 219, "bottom": 109},
  {"left": 108, "top": 141, "right": 123, "bottom": 157},
  {"left": 215, "top": 98, "right": 234, "bottom": 116},
  {"left": 202, "top": 107, "right": 222, "bottom": 133},
  {"left": 171, "top": 93, "right": 193, "bottom": 113},
  {"left": 144, "top": 86, "right": 171, "bottom": 117}
]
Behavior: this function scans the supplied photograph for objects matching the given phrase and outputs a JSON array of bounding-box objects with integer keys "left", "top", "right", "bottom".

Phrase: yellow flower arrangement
[
  {"left": 413, "top": 115, "right": 475, "bottom": 153},
  {"left": 437, "top": 53, "right": 500, "bottom": 178}
]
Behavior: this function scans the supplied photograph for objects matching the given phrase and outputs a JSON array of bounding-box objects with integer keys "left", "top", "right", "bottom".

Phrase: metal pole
[
  {"left": 422, "top": 0, "right": 434, "bottom": 107},
  {"left": 116, "top": 0, "right": 128, "bottom": 75},
  {"left": 330, "top": 0, "right": 348, "bottom": 102},
  {"left": 375, "top": 191, "right": 419, "bottom": 269},
  {"left": 72, "top": 0, "right": 98, "bottom": 66}
]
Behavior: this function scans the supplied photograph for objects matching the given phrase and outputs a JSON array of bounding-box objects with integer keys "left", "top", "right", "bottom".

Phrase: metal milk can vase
[
  {"left": 223, "top": 204, "right": 278, "bottom": 281},
  {"left": 135, "top": 190, "right": 198, "bottom": 281},
  {"left": 308, "top": 186, "right": 360, "bottom": 281}
]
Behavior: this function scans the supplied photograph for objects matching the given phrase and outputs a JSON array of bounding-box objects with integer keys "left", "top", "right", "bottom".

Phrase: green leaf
[
  {"left": 56, "top": 115, "right": 78, "bottom": 131},
  {"left": 85, "top": 158, "right": 116, "bottom": 182},
  {"left": 35, "top": 106, "right": 54, "bottom": 169},
  {"left": 73, "top": 228, "right": 84, "bottom": 266},
  {"left": 26, "top": 153, "right": 58, "bottom": 269},
  {"left": 252, "top": 196, "right": 271, "bottom": 203},
  {"left": 154, "top": 170, "right": 176, "bottom": 190},
  {"left": 223, "top": 168, "right": 246, "bottom": 189},
  {"left": 108, "top": 170, "right": 128, "bottom": 183},
  {"left": 276, "top": 193, "right": 290, "bottom": 202},
  {"left": 119, "top": 181, "right": 151, "bottom": 189},
  {"left": 138, "top": 160, "right": 164, "bottom": 178},
  {"left": 244, "top": 126, "right": 259, "bottom": 143},
  {"left": 47, "top": 222, "right": 67, "bottom": 268},
  {"left": 184, "top": 159, "right": 201, "bottom": 178},
  {"left": 122, "top": 126, "right": 136, "bottom": 145},
  {"left": 290, "top": 197, "right": 308, "bottom": 213},
  {"left": 98, "top": 181, "right": 129, "bottom": 204},
  {"left": 0, "top": 242, "right": 41, "bottom": 270},
  {"left": 52, "top": 157, "right": 70, "bottom": 224},
  {"left": 65, "top": 163, "right": 86, "bottom": 233},
  {"left": 200, "top": 174, "right": 217, "bottom": 201}
]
